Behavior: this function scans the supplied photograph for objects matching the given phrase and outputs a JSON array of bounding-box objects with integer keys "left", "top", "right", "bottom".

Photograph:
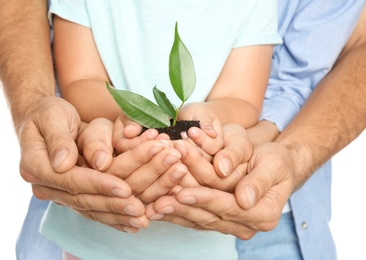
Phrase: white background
[{"left": 1, "top": 89, "right": 365, "bottom": 260}]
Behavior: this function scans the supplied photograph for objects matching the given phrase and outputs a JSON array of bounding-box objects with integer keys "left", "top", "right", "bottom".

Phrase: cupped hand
[
  {"left": 173, "top": 124, "right": 252, "bottom": 191},
  {"left": 178, "top": 102, "right": 224, "bottom": 156},
  {"left": 19, "top": 97, "right": 80, "bottom": 175},
  {"left": 18, "top": 98, "right": 147, "bottom": 232},
  {"left": 146, "top": 142, "right": 295, "bottom": 239}
]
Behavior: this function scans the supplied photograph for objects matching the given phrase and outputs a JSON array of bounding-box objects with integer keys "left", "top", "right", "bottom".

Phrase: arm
[
  {"left": 275, "top": 31, "right": 366, "bottom": 190},
  {"left": 53, "top": 16, "right": 123, "bottom": 123},
  {"left": 0, "top": 1, "right": 55, "bottom": 132},
  {"left": 146, "top": 38, "right": 366, "bottom": 238},
  {"left": 184, "top": 45, "right": 273, "bottom": 128},
  {"left": 0, "top": 2, "right": 160, "bottom": 231},
  {"left": 146, "top": 2, "right": 366, "bottom": 236},
  {"left": 0, "top": 1, "right": 82, "bottom": 174},
  {"left": 177, "top": 45, "right": 273, "bottom": 161}
]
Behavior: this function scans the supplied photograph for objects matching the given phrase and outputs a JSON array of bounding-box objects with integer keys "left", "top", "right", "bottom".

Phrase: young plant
[{"left": 107, "top": 22, "right": 196, "bottom": 129}]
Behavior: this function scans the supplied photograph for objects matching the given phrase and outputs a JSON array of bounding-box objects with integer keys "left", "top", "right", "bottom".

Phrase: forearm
[
  {"left": 0, "top": 1, "right": 55, "bottom": 134},
  {"left": 276, "top": 42, "right": 366, "bottom": 190},
  {"left": 61, "top": 80, "right": 123, "bottom": 122},
  {"left": 205, "top": 97, "right": 261, "bottom": 128}
]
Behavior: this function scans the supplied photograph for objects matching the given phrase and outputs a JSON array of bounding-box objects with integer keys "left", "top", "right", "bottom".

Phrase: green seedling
[{"left": 107, "top": 22, "right": 196, "bottom": 128}]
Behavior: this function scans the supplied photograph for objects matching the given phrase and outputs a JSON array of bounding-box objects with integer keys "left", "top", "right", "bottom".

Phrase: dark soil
[{"left": 142, "top": 120, "right": 200, "bottom": 140}]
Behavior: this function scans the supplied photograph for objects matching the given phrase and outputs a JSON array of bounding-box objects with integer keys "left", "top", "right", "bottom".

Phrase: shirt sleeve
[
  {"left": 261, "top": 0, "right": 365, "bottom": 131},
  {"left": 48, "top": 0, "right": 90, "bottom": 28},
  {"left": 234, "top": 0, "right": 282, "bottom": 47}
]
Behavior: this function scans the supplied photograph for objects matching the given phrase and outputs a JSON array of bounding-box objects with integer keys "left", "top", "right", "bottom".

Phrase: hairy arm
[
  {"left": 277, "top": 31, "right": 366, "bottom": 190},
  {"left": 0, "top": 1, "right": 55, "bottom": 133}
]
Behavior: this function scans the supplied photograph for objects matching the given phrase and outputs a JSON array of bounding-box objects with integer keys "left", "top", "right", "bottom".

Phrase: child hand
[
  {"left": 112, "top": 115, "right": 160, "bottom": 154},
  {"left": 173, "top": 123, "right": 252, "bottom": 192},
  {"left": 178, "top": 102, "right": 224, "bottom": 158}
]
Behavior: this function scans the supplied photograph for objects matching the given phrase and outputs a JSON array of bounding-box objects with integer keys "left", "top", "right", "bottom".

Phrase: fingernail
[
  {"left": 53, "top": 149, "right": 69, "bottom": 169},
  {"left": 122, "top": 226, "right": 138, "bottom": 234},
  {"left": 171, "top": 166, "right": 188, "bottom": 180},
  {"left": 112, "top": 188, "right": 130, "bottom": 198},
  {"left": 149, "top": 213, "right": 164, "bottom": 220},
  {"left": 124, "top": 204, "right": 138, "bottom": 216},
  {"left": 129, "top": 217, "right": 144, "bottom": 228},
  {"left": 148, "top": 141, "right": 167, "bottom": 156},
  {"left": 94, "top": 151, "right": 108, "bottom": 170},
  {"left": 218, "top": 157, "right": 232, "bottom": 176},
  {"left": 179, "top": 195, "right": 197, "bottom": 204},
  {"left": 146, "top": 129, "right": 159, "bottom": 139},
  {"left": 174, "top": 140, "right": 187, "bottom": 156},
  {"left": 188, "top": 127, "right": 198, "bottom": 138},
  {"left": 163, "top": 151, "right": 180, "bottom": 165},
  {"left": 158, "top": 205, "right": 175, "bottom": 214},
  {"left": 244, "top": 185, "right": 256, "bottom": 207}
]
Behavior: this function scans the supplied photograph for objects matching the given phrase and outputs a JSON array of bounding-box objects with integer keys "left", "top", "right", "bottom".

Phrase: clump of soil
[{"left": 142, "top": 120, "right": 200, "bottom": 140}]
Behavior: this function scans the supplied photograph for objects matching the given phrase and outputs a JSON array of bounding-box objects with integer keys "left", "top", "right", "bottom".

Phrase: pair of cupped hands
[{"left": 19, "top": 97, "right": 294, "bottom": 239}]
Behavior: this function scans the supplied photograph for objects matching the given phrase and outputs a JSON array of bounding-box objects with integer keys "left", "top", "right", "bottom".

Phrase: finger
[
  {"left": 75, "top": 207, "right": 149, "bottom": 229},
  {"left": 38, "top": 187, "right": 149, "bottom": 232},
  {"left": 20, "top": 97, "right": 80, "bottom": 173},
  {"left": 77, "top": 118, "right": 114, "bottom": 171},
  {"left": 124, "top": 148, "right": 182, "bottom": 195},
  {"left": 235, "top": 143, "right": 293, "bottom": 210},
  {"left": 33, "top": 184, "right": 147, "bottom": 223},
  {"left": 147, "top": 195, "right": 258, "bottom": 240},
  {"left": 176, "top": 187, "right": 279, "bottom": 233},
  {"left": 213, "top": 124, "right": 252, "bottom": 177},
  {"left": 27, "top": 162, "right": 133, "bottom": 199},
  {"left": 177, "top": 103, "right": 217, "bottom": 139},
  {"left": 187, "top": 118, "right": 224, "bottom": 155},
  {"left": 145, "top": 200, "right": 207, "bottom": 230},
  {"left": 113, "top": 119, "right": 159, "bottom": 154},
  {"left": 122, "top": 119, "right": 143, "bottom": 139},
  {"left": 106, "top": 140, "right": 173, "bottom": 179},
  {"left": 137, "top": 164, "right": 188, "bottom": 204},
  {"left": 177, "top": 133, "right": 213, "bottom": 162},
  {"left": 174, "top": 140, "right": 245, "bottom": 191}
]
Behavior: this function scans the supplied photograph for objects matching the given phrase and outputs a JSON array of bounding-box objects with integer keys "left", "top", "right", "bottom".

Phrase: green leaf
[
  {"left": 169, "top": 22, "right": 196, "bottom": 102},
  {"left": 153, "top": 86, "right": 177, "bottom": 120},
  {"left": 106, "top": 83, "right": 171, "bottom": 128}
]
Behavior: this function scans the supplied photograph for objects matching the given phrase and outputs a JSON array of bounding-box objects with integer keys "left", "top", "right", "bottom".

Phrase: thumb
[
  {"left": 37, "top": 98, "right": 80, "bottom": 172},
  {"left": 78, "top": 118, "right": 114, "bottom": 171},
  {"left": 234, "top": 143, "right": 279, "bottom": 209},
  {"left": 235, "top": 142, "right": 294, "bottom": 210}
]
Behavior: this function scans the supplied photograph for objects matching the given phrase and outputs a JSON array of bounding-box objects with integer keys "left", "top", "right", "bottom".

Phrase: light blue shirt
[
  {"left": 42, "top": 1, "right": 282, "bottom": 259},
  {"left": 254, "top": 1, "right": 365, "bottom": 259}
]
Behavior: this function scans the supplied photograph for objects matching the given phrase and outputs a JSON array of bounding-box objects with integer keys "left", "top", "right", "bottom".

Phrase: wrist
[
  {"left": 277, "top": 140, "right": 316, "bottom": 192},
  {"left": 10, "top": 90, "right": 56, "bottom": 134},
  {"left": 247, "top": 120, "right": 279, "bottom": 146}
]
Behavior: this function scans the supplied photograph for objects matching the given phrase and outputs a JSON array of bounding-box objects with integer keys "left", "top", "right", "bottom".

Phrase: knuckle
[
  {"left": 200, "top": 216, "right": 221, "bottom": 230},
  {"left": 236, "top": 230, "right": 257, "bottom": 240},
  {"left": 70, "top": 195, "right": 91, "bottom": 210},
  {"left": 32, "top": 186, "right": 48, "bottom": 200}
]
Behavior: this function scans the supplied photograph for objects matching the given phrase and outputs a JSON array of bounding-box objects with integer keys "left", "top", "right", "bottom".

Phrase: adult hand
[
  {"left": 146, "top": 142, "right": 295, "bottom": 239},
  {"left": 18, "top": 97, "right": 148, "bottom": 232},
  {"left": 19, "top": 97, "right": 80, "bottom": 174}
]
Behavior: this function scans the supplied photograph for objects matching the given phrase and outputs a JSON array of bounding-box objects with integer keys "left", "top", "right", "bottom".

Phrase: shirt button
[{"left": 302, "top": 222, "right": 308, "bottom": 230}]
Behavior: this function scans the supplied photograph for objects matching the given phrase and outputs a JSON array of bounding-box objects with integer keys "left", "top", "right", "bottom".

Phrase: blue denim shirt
[{"left": 261, "top": 1, "right": 365, "bottom": 259}]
